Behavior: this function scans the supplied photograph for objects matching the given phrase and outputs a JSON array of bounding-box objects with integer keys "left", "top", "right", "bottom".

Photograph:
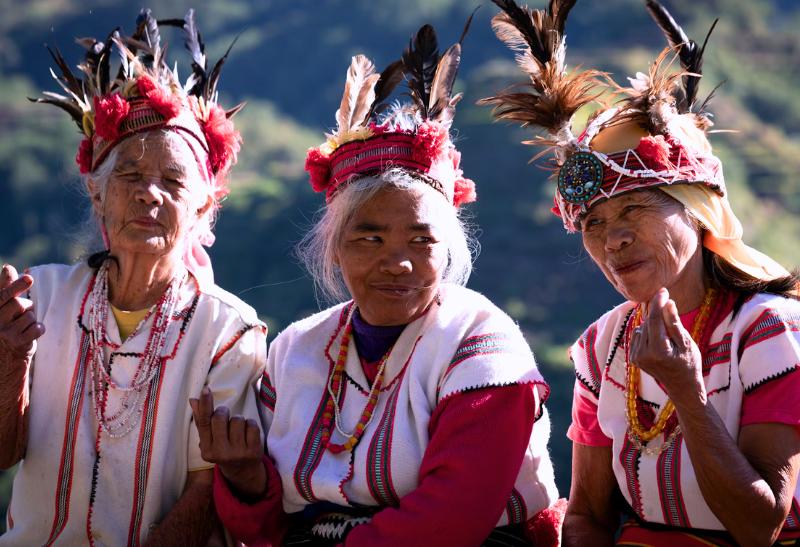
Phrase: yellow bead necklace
[{"left": 625, "top": 288, "right": 717, "bottom": 455}]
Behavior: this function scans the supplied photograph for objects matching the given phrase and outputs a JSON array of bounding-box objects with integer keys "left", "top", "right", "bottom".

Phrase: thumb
[{"left": 0, "top": 265, "right": 19, "bottom": 289}]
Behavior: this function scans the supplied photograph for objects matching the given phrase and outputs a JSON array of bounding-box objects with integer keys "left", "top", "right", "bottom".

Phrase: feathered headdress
[
  {"left": 481, "top": 0, "right": 724, "bottom": 232},
  {"left": 32, "top": 8, "right": 243, "bottom": 201},
  {"left": 305, "top": 17, "right": 477, "bottom": 207}
]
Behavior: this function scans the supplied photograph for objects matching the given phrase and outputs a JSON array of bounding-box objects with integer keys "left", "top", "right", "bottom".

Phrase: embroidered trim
[
  {"left": 366, "top": 381, "right": 403, "bottom": 507},
  {"left": 505, "top": 487, "right": 528, "bottom": 524},
  {"left": 657, "top": 434, "right": 689, "bottom": 527},
  {"left": 446, "top": 333, "right": 510, "bottom": 374},
  {"left": 259, "top": 371, "right": 277, "bottom": 412},
  {"left": 744, "top": 364, "right": 800, "bottom": 394},
  {"left": 620, "top": 435, "right": 644, "bottom": 519},
  {"left": 45, "top": 275, "right": 95, "bottom": 546},
  {"left": 211, "top": 323, "right": 265, "bottom": 366}
]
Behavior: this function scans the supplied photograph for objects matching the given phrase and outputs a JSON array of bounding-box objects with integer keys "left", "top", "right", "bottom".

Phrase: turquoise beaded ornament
[{"left": 557, "top": 152, "right": 604, "bottom": 204}]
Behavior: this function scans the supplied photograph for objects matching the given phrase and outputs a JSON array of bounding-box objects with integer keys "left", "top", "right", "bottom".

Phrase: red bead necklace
[{"left": 321, "top": 307, "right": 390, "bottom": 454}]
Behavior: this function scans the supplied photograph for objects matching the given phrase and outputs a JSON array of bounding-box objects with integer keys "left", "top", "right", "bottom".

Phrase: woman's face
[
  {"left": 336, "top": 186, "right": 449, "bottom": 326},
  {"left": 92, "top": 132, "right": 211, "bottom": 259},
  {"left": 581, "top": 189, "right": 704, "bottom": 306}
]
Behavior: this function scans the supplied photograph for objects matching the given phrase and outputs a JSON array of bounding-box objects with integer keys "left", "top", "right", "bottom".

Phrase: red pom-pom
[
  {"left": 525, "top": 498, "right": 567, "bottom": 547},
  {"left": 635, "top": 135, "right": 672, "bottom": 171},
  {"left": 453, "top": 177, "right": 476, "bottom": 207},
  {"left": 202, "top": 104, "right": 242, "bottom": 181},
  {"left": 93, "top": 94, "right": 130, "bottom": 141},
  {"left": 76, "top": 138, "right": 93, "bottom": 174},
  {"left": 412, "top": 121, "right": 448, "bottom": 165},
  {"left": 305, "top": 148, "right": 332, "bottom": 192},
  {"left": 136, "top": 75, "right": 181, "bottom": 120}
]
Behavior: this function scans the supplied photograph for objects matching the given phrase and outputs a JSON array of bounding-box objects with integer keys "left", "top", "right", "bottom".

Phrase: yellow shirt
[{"left": 110, "top": 304, "right": 150, "bottom": 340}]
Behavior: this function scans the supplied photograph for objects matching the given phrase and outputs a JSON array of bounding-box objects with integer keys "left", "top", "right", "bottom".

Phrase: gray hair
[
  {"left": 297, "top": 168, "right": 479, "bottom": 304},
  {"left": 79, "top": 131, "right": 218, "bottom": 254}
]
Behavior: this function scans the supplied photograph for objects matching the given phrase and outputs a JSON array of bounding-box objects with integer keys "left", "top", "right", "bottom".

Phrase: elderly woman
[
  {"left": 191, "top": 24, "right": 561, "bottom": 547},
  {"left": 483, "top": 1, "right": 800, "bottom": 545},
  {"left": 0, "top": 11, "right": 265, "bottom": 546}
]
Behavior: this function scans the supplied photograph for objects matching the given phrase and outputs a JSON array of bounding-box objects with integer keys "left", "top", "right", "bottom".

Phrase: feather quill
[{"left": 366, "top": 59, "right": 404, "bottom": 121}]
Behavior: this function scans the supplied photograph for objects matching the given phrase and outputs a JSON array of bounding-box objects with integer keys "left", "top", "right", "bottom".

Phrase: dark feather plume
[
  {"left": 206, "top": 34, "right": 239, "bottom": 101},
  {"left": 46, "top": 46, "right": 84, "bottom": 99},
  {"left": 182, "top": 9, "right": 207, "bottom": 97},
  {"left": 402, "top": 24, "right": 440, "bottom": 118},
  {"left": 481, "top": 0, "right": 604, "bottom": 139},
  {"left": 645, "top": 0, "right": 718, "bottom": 112},
  {"left": 366, "top": 59, "right": 404, "bottom": 122}
]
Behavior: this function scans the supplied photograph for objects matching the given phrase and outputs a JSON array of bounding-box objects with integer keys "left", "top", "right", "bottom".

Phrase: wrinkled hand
[
  {"left": 189, "top": 388, "right": 267, "bottom": 499},
  {"left": 0, "top": 265, "right": 45, "bottom": 370},
  {"left": 629, "top": 288, "right": 704, "bottom": 400}
]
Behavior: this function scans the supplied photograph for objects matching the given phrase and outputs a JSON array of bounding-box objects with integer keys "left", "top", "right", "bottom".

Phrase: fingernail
[{"left": 202, "top": 387, "right": 210, "bottom": 396}]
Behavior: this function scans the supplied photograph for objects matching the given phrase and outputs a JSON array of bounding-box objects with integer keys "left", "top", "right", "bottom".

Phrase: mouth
[
  {"left": 611, "top": 260, "right": 646, "bottom": 275},
  {"left": 370, "top": 283, "right": 420, "bottom": 297},
  {"left": 129, "top": 217, "right": 162, "bottom": 228}
]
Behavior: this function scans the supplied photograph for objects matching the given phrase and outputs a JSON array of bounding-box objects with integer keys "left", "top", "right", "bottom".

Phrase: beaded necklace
[
  {"left": 625, "top": 287, "right": 717, "bottom": 456},
  {"left": 322, "top": 306, "right": 390, "bottom": 454},
  {"left": 87, "top": 261, "right": 184, "bottom": 438}
]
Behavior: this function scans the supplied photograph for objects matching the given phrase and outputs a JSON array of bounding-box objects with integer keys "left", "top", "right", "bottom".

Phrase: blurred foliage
[{"left": 1, "top": 0, "right": 799, "bottom": 530}]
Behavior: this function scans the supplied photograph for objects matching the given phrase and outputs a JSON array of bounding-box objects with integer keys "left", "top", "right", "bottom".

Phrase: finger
[
  {"left": 211, "top": 406, "right": 231, "bottom": 449},
  {"left": 0, "top": 297, "right": 29, "bottom": 325},
  {"left": 646, "top": 289, "right": 671, "bottom": 354},
  {"left": 229, "top": 415, "right": 246, "bottom": 449},
  {"left": 2, "top": 312, "right": 41, "bottom": 344},
  {"left": 661, "top": 299, "right": 688, "bottom": 351},
  {"left": 17, "top": 321, "right": 46, "bottom": 346},
  {"left": 197, "top": 387, "right": 215, "bottom": 423},
  {"left": 0, "top": 277, "right": 33, "bottom": 307},
  {"left": 0, "top": 265, "right": 18, "bottom": 289},
  {"left": 190, "top": 393, "right": 213, "bottom": 449},
  {"left": 245, "top": 419, "right": 262, "bottom": 452}
]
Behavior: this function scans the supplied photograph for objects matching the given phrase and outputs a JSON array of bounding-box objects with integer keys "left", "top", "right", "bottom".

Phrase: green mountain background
[{"left": 1, "top": 0, "right": 798, "bottom": 529}]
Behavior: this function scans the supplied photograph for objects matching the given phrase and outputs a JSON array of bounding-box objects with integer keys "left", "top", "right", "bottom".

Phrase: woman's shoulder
[
  {"left": 271, "top": 301, "right": 351, "bottom": 348},
  {"left": 438, "top": 284, "right": 516, "bottom": 326},
  {"left": 729, "top": 291, "right": 800, "bottom": 337},
  {"left": 576, "top": 300, "right": 636, "bottom": 343},
  {"left": 199, "top": 281, "right": 264, "bottom": 328},
  {"left": 28, "top": 262, "right": 92, "bottom": 303}
]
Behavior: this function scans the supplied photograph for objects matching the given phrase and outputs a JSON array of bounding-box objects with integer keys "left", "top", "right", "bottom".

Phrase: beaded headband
[
  {"left": 304, "top": 20, "right": 477, "bottom": 207},
  {"left": 32, "top": 9, "right": 243, "bottom": 200},
  {"left": 480, "top": 0, "right": 723, "bottom": 231}
]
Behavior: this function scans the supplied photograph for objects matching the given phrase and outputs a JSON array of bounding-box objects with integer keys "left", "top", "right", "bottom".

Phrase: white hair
[
  {"left": 297, "top": 168, "right": 478, "bottom": 304},
  {"left": 79, "top": 130, "right": 218, "bottom": 254}
]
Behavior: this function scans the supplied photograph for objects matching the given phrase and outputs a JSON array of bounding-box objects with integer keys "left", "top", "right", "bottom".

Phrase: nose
[
  {"left": 379, "top": 249, "right": 413, "bottom": 276},
  {"left": 605, "top": 223, "right": 634, "bottom": 252},
  {"left": 135, "top": 177, "right": 164, "bottom": 206}
]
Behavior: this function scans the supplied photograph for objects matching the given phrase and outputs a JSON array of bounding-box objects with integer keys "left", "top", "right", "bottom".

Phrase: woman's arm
[
  {"left": 344, "top": 383, "right": 536, "bottom": 546},
  {"left": 634, "top": 289, "right": 800, "bottom": 546},
  {"left": 563, "top": 443, "right": 618, "bottom": 547},
  {"left": 143, "top": 469, "right": 225, "bottom": 547},
  {"left": 0, "top": 266, "right": 45, "bottom": 469},
  {"left": 191, "top": 389, "right": 289, "bottom": 545}
]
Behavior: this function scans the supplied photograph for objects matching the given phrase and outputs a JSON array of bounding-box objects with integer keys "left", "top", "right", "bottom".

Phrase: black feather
[
  {"left": 29, "top": 97, "right": 84, "bottom": 130},
  {"left": 645, "top": 0, "right": 718, "bottom": 111},
  {"left": 491, "top": 0, "right": 548, "bottom": 63},
  {"left": 459, "top": 6, "right": 480, "bottom": 45},
  {"left": 206, "top": 34, "right": 240, "bottom": 101},
  {"left": 46, "top": 46, "right": 83, "bottom": 98},
  {"left": 550, "top": 0, "right": 577, "bottom": 35},
  {"left": 402, "top": 24, "right": 440, "bottom": 117},
  {"left": 97, "top": 30, "right": 117, "bottom": 94},
  {"left": 367, "top": 59, "right": 404, "bottom": 122},
  {"left": 182, "top": 9, "right": 207, "bottom": 97}
]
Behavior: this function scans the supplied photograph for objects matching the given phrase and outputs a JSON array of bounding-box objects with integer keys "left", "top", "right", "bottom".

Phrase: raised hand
[
  {"left": 0, "top": 265, "right": 45, "bottom": 367},
  {"left": 629, "top": 288, "right": 704, "bottom": 398},
  {"left": 189, "top": 388, "right": 267, "bottom": 500}
]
